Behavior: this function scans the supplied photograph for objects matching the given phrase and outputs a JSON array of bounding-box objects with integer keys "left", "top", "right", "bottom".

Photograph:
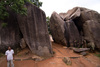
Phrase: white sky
[{"left": 39, "top": 0, "right": 100, "bottom": 17}]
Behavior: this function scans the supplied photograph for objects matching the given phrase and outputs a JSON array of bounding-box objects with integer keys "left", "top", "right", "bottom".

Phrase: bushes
[
  {"left": 95, "top": 54, "right": 100, "bottom": 58},
  {"left": 0, "top": 53, "right": 4, "bottom": 57},
  {"left": 1, "top": 22, "right": 8, "bottom": 28}
]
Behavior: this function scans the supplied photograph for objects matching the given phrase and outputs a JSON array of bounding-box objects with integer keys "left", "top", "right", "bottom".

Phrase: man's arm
[
  {"left": 6, "top": 55, "right": 7, "bottom": 62},
  {"left": 12, "top": 50, "right": 14, "bottom": 60},
  {"left": 13, "top": 54, "right": 14, "bottom": 60},
  {"left": 5, "top": 51, "right": 8, "bottom": 62}
]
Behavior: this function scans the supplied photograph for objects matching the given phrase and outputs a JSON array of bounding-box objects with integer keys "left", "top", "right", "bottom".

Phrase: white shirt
[{"left": 5, "top": 49, "right": 14, "bottom": 61}]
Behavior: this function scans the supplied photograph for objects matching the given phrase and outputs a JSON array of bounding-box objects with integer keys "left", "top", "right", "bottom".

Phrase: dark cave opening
[{"left": 72, "top": 17, "right": 84, "bottom": 36}]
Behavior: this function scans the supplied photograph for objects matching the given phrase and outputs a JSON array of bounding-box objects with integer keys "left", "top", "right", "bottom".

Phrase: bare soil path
[{"left": 0, "top": 42, "right": 100, "bottom": 67}]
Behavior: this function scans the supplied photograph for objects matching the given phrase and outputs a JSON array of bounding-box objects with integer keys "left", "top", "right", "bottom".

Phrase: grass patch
[
  {"left": 1, "top": 22, "right": 8, "bottom": 28},
  {"left": 95, "top": 54, "right": 100, "bottom": 58},
  {"left": 53, "top": 51, "right": 56, "bottom": 54},
  {"left": 0, "top": 53, "right": 4, "bottom": 57},
  {"left": 14, "top": 48, "right": 22, "bottom": 55}
]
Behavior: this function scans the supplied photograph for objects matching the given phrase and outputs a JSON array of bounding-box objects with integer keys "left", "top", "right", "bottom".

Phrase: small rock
[
  {"left": 73, "top": 48, "right": 90, "bottom": 53},
  {"left": 63, "top": 46, "right": 67, "bottom": 49},
  {"left": 62, "top": 57, "right": 72, "bottom": 65},
  {"left": 69, "top": 47, "right": 74, "bottom": 50},
  {"left": 80, "top": 52, "right": 87, "bottom": 56},
  {"left": 97, "top": 65, "right": 100, "bottom": 67},
  {"left": 32, "top": 55, "right": 44, "bottom": 61}
]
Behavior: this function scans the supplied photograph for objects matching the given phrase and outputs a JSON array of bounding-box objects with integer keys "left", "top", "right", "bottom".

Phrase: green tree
[
  {"left": 0, "top": 0, "right": 28, "bottom": 20},
  {"left": 30, "top": 0, "right": 42, "bottom": 8},
  {"left": 46, "top": 16, "right": 50, "bottom": 34},
  {"left": 0, "top": 0, "right": 42, "bottom": 20}
]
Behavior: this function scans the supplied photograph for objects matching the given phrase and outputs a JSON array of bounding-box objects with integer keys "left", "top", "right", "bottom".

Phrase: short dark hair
[{"left": 8, "top": 46, "right": 11, "bottom": 48}]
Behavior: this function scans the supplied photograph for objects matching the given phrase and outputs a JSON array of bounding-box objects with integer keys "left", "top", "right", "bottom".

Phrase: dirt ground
[{"left": 0, "top": 42, "right": 100, "bottom": 67}]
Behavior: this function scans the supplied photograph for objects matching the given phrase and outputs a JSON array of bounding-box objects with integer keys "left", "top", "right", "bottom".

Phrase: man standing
[{"left": 5, "top": 46, "right": 14, "bottom": 67}]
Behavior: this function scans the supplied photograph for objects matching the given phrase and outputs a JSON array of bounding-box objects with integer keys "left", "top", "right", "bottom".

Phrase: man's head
[{"left": 8, "top": 46, "right": 11, "bottom": 51}]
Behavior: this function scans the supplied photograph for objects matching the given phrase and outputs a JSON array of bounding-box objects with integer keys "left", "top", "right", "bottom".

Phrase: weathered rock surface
[
  {"left": 50, "top": 12, "right": 67, "bottom": 46},
  {"left": 64, "top": 7, "right": 81, "bottom": 20},
  {"left": 64, "top": 20, "right": 81, "bottom": 47},
  {"left": 0, "top": 3, "right": 53, "bottom": 57},
  {"left": 20, "top": 38, "right": 27, "bottom": 49},
  {"left": 73, "top": 48, "right": 90, "bottom": 53},
  {"left": 69, "top": 7, "right": 100, "bottom": 50},
  {"left": 32, "top": 55, "right": 44, "bottom": 61},
  {"left": 17, "top": 3, "right": 53, "bottom": 57},
  {"left": 50, "top": 7, "right": 100, "bottom": 50},
  {"left": 50, "top": 11, "right": 81, "bottom": 47},
  {"left": 80, "top": 52, "right": 87, "bottom": 56},
  {"left": 0, "top": 11, "right": 21, "bottom": 53},
  {"left": 83, "top": 20, "right": 100, "bottom": 50},
  {"left": 62, "top": 57, "right": 72, "bottom": 65},
  {"left": 59, "top": 13, "right": 68, "bottom": 20}
]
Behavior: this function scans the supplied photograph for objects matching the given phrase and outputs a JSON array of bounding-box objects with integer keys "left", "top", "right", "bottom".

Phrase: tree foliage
[
  {"left": 1, "top": 22, "right": 8, "bottom": 28},
  {"left": 46, "top": 16, "right": 50, "bottom": 34},
  {"left": 29, "top": 0, "right": 42, "bottom": 8},
  {"left": 0, "top": 0, "right": 42, "bottom": 20}
]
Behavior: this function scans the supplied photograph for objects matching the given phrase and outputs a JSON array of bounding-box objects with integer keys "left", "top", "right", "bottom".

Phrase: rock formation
[
  {"left": 50, "top": 12, "right": 67, "bottom": 46},
  {"left": 64, "top": 20, "right": 81, "bottom": 47},
  {"left": 71, "top": 7, "right": 100, "bottom": 50},
  {"left": 0, "top": 11, "right": 21, "bottom": 53},
  {"left": 0, "top": 3, "right": 53, "bottom": 57},
  {"left": 83, "top": 20, "right": 100, "bottom": 50},
  {"left": 50, "top": 7, "right": 100, "bottom": 50},
  {"left": 17, "top": 3, "right": 53, "bottom": 57},
  {"left": 20, "top": 38, "right": 27, "bottom": 49}
]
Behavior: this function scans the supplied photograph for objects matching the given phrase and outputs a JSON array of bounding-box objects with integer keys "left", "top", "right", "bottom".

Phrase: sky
[{"left": 39, "top": 0, "right": 100, "bottom": 17}]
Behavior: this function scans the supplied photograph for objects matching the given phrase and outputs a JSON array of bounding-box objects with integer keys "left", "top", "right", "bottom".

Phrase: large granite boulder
[
  {"left": 64, "top": 20, "right": 81, "bottom": 47},
  {"left": 50, "top": 11, "right": 81, "bottom": 47},
  {"left": 0, "top": 2, "right": 53, "bottom": 57},
  {"left": 59, "top": 7, "right": 81, "bottom": 21},
  {"left": 17, "top": 3, "right": 53, "bottom": 57},
  {"left": 50, "top": 12, "right": 67, "bottom": 46},
  {"left": 65, "top": 7, "right": 81, "bottom": 20},
  {"left": 0, "top": 11, "right": 21, "bottom": 53},
  {"left": 83, "top": 20, "right": 100, "bottom": 50},
  {"left": 59, "top": 13, "right": 68, "bottom": 20},
  {"left": 50, "top": 7, "right": 100, "bottom": 50},
  {"left": 63, "top": 7, "right": 100, "bottom": 50}
]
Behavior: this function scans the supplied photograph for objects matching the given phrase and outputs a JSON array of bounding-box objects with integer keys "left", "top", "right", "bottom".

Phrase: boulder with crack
[
  {"left": 17, "top": 3, "right": 53, "bottom": 57},
  {"left": 50, "top": 12, "right": 67, "bottom": 46}
]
